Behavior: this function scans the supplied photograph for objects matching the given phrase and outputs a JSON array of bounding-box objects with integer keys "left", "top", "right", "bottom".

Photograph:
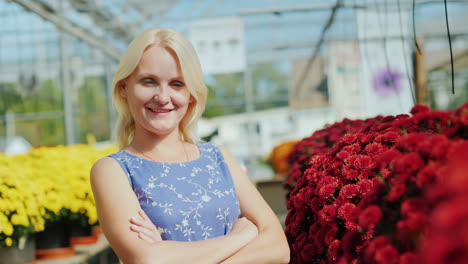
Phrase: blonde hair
[{"left": 112, "top": 27, "right": 208, "bottom": 149}]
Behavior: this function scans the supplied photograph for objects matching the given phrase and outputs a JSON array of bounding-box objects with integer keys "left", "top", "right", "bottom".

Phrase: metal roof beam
[
  {"left": 69, "top": 0, "right": 134, "bottom": 42},
  {"left": 12, "top": 0, "right": 121, "bottom": 60},
  {"left": 238, "top": 0, "right": 465, "bottom": 15}
]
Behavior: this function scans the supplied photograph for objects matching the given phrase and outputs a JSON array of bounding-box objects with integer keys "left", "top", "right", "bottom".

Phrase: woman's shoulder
[
  {"left": 198, "top": 141, "right": 228, "bottom": 155},
  {"left": 91, "top": 155, "right": 123, "bottom": 175},
  {"left": 198, "top": 141, "right": 222, "bottom": 152},
  {"left": 197, "top": 141, "right": 225, "bottom": 156}
]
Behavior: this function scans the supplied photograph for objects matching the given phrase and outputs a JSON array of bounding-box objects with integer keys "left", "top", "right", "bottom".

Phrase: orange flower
[{"left": 268, "top": 140, "right": 299, "bottom": 175}]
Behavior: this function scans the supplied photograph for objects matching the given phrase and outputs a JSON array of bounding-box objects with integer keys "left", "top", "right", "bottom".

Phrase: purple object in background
[{"left": 372, "top": 68, "right": 403, "bottom": 98}]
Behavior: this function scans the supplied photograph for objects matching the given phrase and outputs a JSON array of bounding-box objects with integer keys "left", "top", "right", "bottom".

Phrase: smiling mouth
[{"left": 148, "top": 108, "right": 172, "bottom": 113}]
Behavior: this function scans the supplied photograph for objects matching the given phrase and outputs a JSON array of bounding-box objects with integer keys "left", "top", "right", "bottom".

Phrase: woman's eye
[
  {"left": 171, "top": 81, "right": 185, "bottom": 87},
  {"left": 142, "top": 78, "right": 156, "bottom": 84}
]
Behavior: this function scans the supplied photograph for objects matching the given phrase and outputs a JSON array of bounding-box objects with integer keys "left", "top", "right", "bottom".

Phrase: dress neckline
[{"left": 121, "top": 143, "right": 204, "bottom": 165}]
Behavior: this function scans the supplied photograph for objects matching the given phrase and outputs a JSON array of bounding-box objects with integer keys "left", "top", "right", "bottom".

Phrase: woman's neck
[{"left": 129, "top": 128, "right": 189, "bottom": 163}]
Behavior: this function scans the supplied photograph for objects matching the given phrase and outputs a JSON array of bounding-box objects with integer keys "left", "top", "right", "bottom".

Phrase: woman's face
[{"left": 121, "top": 45, "right": 193, "bottom": 138}]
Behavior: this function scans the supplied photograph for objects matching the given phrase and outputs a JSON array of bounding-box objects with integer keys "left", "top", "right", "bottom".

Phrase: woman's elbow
[
  {"left": 117, "top": 248, "right": 162, "bottom": 264},
  {"left": 121, "top": 255, "right": 166, "bottom": 264},
  {"left": 281, "top": 249, "right": 291, "bottom": 264},
  {"left": 278, "top": 240, "right": 290, "bottom": 264}
]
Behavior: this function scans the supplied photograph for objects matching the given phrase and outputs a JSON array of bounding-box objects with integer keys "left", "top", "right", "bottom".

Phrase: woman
[{"left": 90, "top": 27, "right": 290, "bottom": 264}]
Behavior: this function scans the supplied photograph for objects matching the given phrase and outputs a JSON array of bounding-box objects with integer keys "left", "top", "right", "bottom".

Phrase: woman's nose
[{"left": 154, "top": 84, "right": 170, "bottom": 104}]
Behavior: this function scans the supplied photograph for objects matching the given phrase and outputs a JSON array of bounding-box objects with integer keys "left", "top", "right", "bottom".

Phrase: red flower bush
[
  {"left": 285, "top": 103, "right": 468, "bottom": 263},
  {"left": 418, "top": 140, "right": 468, "bottom": 264},
  {"left": 285, "top": 118, "right": 377, "bottom": 198}
]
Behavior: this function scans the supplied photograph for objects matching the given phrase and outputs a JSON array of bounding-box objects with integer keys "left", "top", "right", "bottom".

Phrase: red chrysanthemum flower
[
  {"left": 375, "top": 149, "right": 402, "bottom": 169},
  {"left": 393, "top": 152, "right": 424, "bottom": 174},
  {"left": 324, "top": 223, "right": 338, "bottom": 244},
  {"left": 363, "top": 142, "right": 386, "bottom": 155},
  {"left": 328, "top": 239, "right": 342, "bottom": 262},
  {"left": 318, "top": 205, "right": 337, "bottom": 224},
  {"left": 410, "top": 105, "right": 430, "bottom": 115},
  {"left": 338, "top": 203, "right": 359, "bottom": 222},
  {"left": 342, "top": 143, "right": 363, "bottom": 155},
  {"left": 336, "top": 150, "right": 351, "bottom": 160},
  {"left": 344, "top": 169, "right": 359, "bottom": 180},
  {"left": 341, "top": 133, "right": 358, "bottom": 144},
  {"left": 353, "top": 155, "right": 375, "bottom": 170},
  {"left": 375, "top": 245, "right": 399, "bottom": 264},
  {"left": 338, "top": 184, "right": 361, "bottom": 203},
  {"left": 386, "top": 179, "right": 407, "bottom": 202},
  {"left": 399, "top": 252, "right": 418, "bottom": 264},
  {"left": 397, "top": 213, "right": 426, "bottom": 239},
  {"left": 318, "top": 184, "right": 336, "bottom": 199},
  {"left": 375, "top": 131, "right": 400, "bottom": 144},
  {"left": 400, "top": 197, "right": 426, "bottom": 217},
  {"left": 359, "top": 205, "right": 383, "bottom": 231},
  {"left": 416, "top": 162, "right": 438, "bottom": 188}
]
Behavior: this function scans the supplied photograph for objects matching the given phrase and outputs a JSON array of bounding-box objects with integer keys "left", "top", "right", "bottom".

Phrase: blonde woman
[{"left": 90, "top": 27, "right": 290, "bottom": 264}]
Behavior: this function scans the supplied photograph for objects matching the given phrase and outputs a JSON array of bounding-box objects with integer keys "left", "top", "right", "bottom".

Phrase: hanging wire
[
  {"left": 361, "top": 0, "right": 375, "bottom": 77},
  {"left": 380, "top": 0, "right": 404, "bottom": 111},
  {"left": 295, "top": 0, "right": 343, "bottom": 96},
  {"left": 375, "top": 0, "right": 391, "bottom": 70},
  {"left": 444, "top": 0, "right": 455, "bottom": 94},
  {"left": 397, "top": 0, "right": 416, "bottom": 105},
  {"left": 412, "top": 0, "right": 422, "bottom": 54}
]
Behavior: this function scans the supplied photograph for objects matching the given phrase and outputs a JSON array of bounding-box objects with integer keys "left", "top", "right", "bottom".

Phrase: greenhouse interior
[{"left": 0, "top": 0, "right": 467, "bottom": 263}]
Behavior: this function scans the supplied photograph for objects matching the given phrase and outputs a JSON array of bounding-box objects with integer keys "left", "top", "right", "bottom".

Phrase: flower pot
[
  {"left": 68, "top": 221, "right": 92, "bottom": 237},
  {"left": 70, "top": 235, "right": 98, "bottom": 246},
  {"left": 68, "top": 220, "right": 98, "bottom": 246},
  {"left": 0, "top": 236, "right": 36, "bottom": 264},
  {"left": 92, "top": 225, "right": 104, "bottom": 238},
  {"left": 34, "top": 220, "right": 75, "bottom": 260},
  {"left": 35, "top": 247, "right": 76, "bottom": 260}
]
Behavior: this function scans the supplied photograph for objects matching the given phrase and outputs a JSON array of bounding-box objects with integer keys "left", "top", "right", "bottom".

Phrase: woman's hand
[
  {"left": 230, "top": 217, "right": 258, "bottom": 242},
  {"left": 129, "top": 210, "right": 162, "bottom": 244}
]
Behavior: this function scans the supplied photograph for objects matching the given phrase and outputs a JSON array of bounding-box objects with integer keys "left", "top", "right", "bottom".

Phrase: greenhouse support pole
[
  {"left": 243, "top": 67, "right": 256, "bottom": 173},
  {"left": 414, "top": 37, "right": 427, "bottom": 105},
  {"left": 105, "top": 58, "right": 116, "bottom": 141},
  {"left": 59, "top": 29, "right": 76, "bottom": 145},
  {"left": 5, "top": 110, "right": 15, "bottom": 142}
]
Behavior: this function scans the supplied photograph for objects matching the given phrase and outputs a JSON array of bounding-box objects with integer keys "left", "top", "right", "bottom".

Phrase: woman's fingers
[
  {"left": 130, "top": 224, "right": 157, "bottom": 243},
  {"left": 130, "top": 224, "right": 155, "bottom": 243},
  {"left": 230, "top": 217, "right": 258, "bottom": 241},
  {"left": 139, "top": 209, "right": 151, "bottom": 222},
  {"left": 130, "top": 215, "right": 157, "bottom": 231},
  {"left": 138, "top": 231, "right": 155, "bottom": 243},
  {"left": 129, "top": 211, "right": 163, "bottom": 243}
]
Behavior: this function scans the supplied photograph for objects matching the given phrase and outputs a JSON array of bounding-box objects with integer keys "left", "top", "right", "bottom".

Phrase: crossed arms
[{"left": 90, "top": 146, "right": 290, "bottom": 264}]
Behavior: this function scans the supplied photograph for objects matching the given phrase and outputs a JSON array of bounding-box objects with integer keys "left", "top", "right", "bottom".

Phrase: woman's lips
[{"left": 147, "top": 107, "right": 173, "bottom": 113}]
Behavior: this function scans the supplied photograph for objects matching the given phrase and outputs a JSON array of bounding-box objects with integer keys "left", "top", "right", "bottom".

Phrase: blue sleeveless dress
[{"left": 108, "top": 142, "right": 241, "bottom": 241}]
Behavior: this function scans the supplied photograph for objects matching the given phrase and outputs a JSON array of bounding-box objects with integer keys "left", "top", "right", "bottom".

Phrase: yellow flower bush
[{"left": 0, "top": 144, "right": 117, "bottom": 247}]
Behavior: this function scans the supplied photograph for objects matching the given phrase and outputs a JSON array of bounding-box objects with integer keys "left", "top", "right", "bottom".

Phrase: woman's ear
[
  {"left": 189, "top": 95, "right": 195, "bottom": 103},
  {"left": 119, "top": 82, "right": 127, "bottom": 98}
]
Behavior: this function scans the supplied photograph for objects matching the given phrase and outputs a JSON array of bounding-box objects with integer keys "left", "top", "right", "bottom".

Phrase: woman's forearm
[
  {"left": 129, "top": 231, "right": 254, "bottom": 264},
  {"left": 220, "top": 226, "right": 290, "bottom": 264},
  {"left": 122, "top": 215, "right": 258, "bottom": 264}
]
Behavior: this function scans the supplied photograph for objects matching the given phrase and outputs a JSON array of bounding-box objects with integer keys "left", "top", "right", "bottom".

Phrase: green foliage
[
  {"left": 203, "top": 85, "right": 233, "bottom": 118},
  {"left": 203, "top": 72, "right": 245, "bottom": 118},
  {"left": 203, "top": 63, "right": 289, "bottom": 118},
  {"left": 428, "top": 72, "right": 468, "bottom": 111},
  {"left": 251, "top": 63, "right": 289, "bottom": 111},
  {"left": 0, "top": 83, "right": 22, "bottom": 115},
  {"left": 76, "top": 76, "right": 110, "bottom": 143},
  {"left": 0, "top": 75, "right": 111, "bottom": 147}
]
